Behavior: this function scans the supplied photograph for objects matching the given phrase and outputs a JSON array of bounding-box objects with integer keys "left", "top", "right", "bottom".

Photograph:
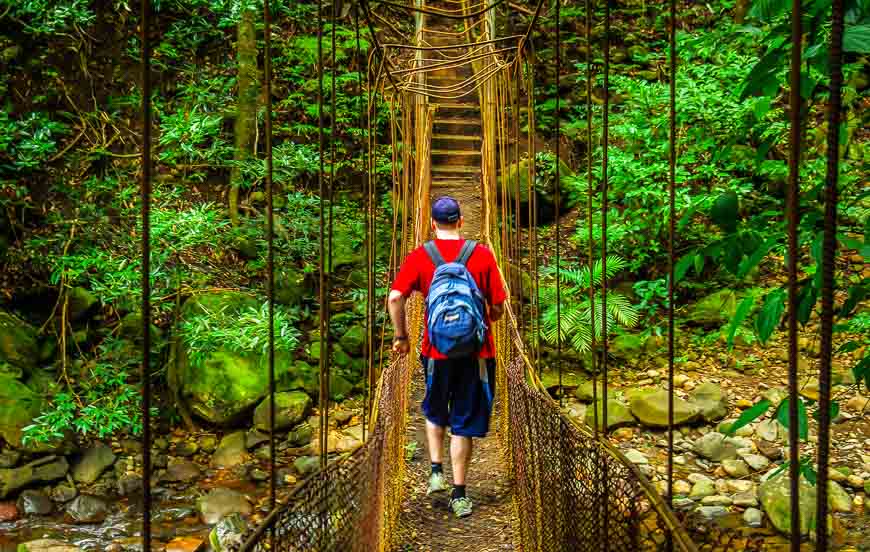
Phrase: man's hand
[{"left": 392, "top": 337, "right": 411, "bottom": 356}]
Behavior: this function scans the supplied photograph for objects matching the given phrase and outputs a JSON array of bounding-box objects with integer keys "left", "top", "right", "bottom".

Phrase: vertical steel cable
[
  {"left": 139, "top": 0, "right": 152, "bottom": 548},
  {"left": 601, "top": 0, "right": 610, "bottom": 541},
  {"left": 325, "top": 0, "right": 339, "bottom": 460},
  {"left": 355, "top": 5, "right": 369, "bottom": 442},
  {"left": 263, "top": 1, "right": 276, "bottom": 540},
  {"left": 666, "top": 0, "right": 676, "bottom": 520},
  {"left": 816, "top": 0, "right": 845, "bottom": 547},
  {"left": 554, "top": 0, "right": 562, "bottom": 407},
  {"left": 785, "top": 0, "right": 802, "bottom": 547},
  {"left": 585, "top": 0, "right": 597, "bottom": 439},
  {"left": 317, "top": 0, "right": 328, "bottom": 470},
  {"left": 514, "top": 60, "right": 523, "bottom": 336}
]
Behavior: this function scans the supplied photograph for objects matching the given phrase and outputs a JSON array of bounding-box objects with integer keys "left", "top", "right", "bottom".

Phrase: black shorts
[{"left": 420, "top": 354, "right": 496, "bottom": 438}]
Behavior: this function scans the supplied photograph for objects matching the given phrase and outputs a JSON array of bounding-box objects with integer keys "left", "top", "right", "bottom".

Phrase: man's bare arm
[{"left": 388, "top": 289, "right": 409, "bottom": 336}]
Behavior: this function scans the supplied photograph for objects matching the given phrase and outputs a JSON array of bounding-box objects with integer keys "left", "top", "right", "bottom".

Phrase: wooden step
[
  {"left": 432, "top": 166, "right": 479, "bottom": 174},
  {"left": 433, "top": 102, "right": 479, "bottom": 110},
  {"left": 434, "top": 117, "right": 481, "bottom": 127},
  {"left": 432, "top": 149, "right": 481, "bottom": 156},
  {"left": 433, "top": 133, "right": 480, "bottom": 141}
]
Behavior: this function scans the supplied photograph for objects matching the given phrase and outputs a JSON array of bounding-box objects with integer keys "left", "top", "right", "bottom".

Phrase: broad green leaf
[
  {"left": 724, "top": 399, "right": 771, "bottom": 436},
  {"left": 740, "top": 49, "right": 784, "bottom": 100},
  {"left": 737, "top": 237, "right": 778, "bottom": 279},
  {"left": 801, "top": 461, "right": 818, "bottom": 486},
  {"left": 797, "top": 283, "right": 818, "bottom": 326},
  {"left": 812, "top": 400, "right": 840, "bottom": 422},
  {"left": 838, "top": 340, "right": 862, "bottom": 353},
  {"left": 675, "top": 253, "right": 696, "bottom": 283},
  {"left": 754, "top": 96, "right": 772, "bottom": 121},
  {"left": 749, "top": 0, "right": 789, "bottom": 21},
  {"left": 777, "top": 397, "right": 809, "bottom": 441},
  {"left": 694, "top": 254, "right": 705, "bottom": 276},
  {"left": 844, "top": 24, "right": 870, "bottom": 53},
  {"left": 727, "top": 295, "right": 757, "bottom": 350},
  {"left": 755, "top": 288, "right": 786, "bottom": 344},
  {"left": 840, "top": 283, "right": 868, "bottom": 317}
]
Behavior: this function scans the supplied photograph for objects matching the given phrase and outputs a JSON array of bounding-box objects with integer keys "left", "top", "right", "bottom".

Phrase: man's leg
[
  {"left": 426, "top": 420, "right": 446, "bottom": 464},
  {"left": 450, "top": 434, "right": 473, "bottom": 491}
]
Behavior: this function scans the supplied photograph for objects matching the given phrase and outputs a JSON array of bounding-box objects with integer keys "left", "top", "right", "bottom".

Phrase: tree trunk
[
  {"left": 229, "top": 7, "right": 258, "bottom": 226},
  {"left": 734, "top": 0, "right": 751, "bottom": 23}
]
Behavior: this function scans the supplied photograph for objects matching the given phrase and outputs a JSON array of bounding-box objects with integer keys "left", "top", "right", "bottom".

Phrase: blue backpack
[{"left": 424, "top": 240, "right": 487, "bottom": 358}]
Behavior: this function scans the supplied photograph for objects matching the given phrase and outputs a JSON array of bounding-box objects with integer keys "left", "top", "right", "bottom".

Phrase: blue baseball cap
[{"left": 431, "top": 196, "right": 461, "bottom": 223}]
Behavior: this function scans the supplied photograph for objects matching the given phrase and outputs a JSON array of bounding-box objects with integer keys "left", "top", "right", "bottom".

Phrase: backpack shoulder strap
[
  {"left": 456, "top": 240, "right": 477, "bottom": 266},
  {"left": 423, "top": 240, "right": 445, "bottom": 267}
]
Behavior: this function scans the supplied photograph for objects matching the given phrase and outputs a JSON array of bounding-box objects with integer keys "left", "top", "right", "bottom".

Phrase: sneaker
[
  {"left": 449, "top": 496, "right": 473, "bottom": 518},
  {"left": 427, "top": 472, "right": 449, "bottom": 495}
]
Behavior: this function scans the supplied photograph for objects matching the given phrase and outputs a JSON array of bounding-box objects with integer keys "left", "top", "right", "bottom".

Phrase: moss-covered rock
[
  {"left": 496, "top": 156, "right": 577, "bottom": 223},
  {"left": 584, "top": 399, "right": 635, "bottom": 431},
  {"left": 629, "top": 389, "right": 700, "bottom": 427},
  {"left": 253, "top": 391, "right": 312, "bottom": 432},
  {"left": 684, "top": 289, "right": 740, "bottom": 327},
  {"left": 0, "top": 375, "right": 44, "bottom": 448},
  {"left": 0, "top": 311, "right": 39, "bottom": 373},
  {"left": 610, "top": 334, "right": 644, "bottom": 359},
  {"left": 339, "top": 325, "right": 365, "bottom": 356},
  {"left": 275, "top": 268, "right": 312, "bottom": 306},
  {"left": 176, "top": 292, "right": 296, "bottom": 426},
  {"left": 67, "top": 287, "right": 98, "bottom": 321}
]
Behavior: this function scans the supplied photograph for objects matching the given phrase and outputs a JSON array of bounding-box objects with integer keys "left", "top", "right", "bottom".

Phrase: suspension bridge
[{"left": 134, "top": 0, "right": 849, "bottom": 550}]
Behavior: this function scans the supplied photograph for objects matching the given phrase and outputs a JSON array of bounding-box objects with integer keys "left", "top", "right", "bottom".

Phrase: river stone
[
  {"left": 697, "top": 506, "right": 729, "bottom": 520},
  {"left": 72, "top": 442, "right": 115, "bottom": 484},
  {"left": 722, "top": 459, "right": 750, "bottom": 478},
  {"left": 66, "top": 495, "right": 108, "bottom": 523},
  {"left": 758, "top": 470, "right": 817, "bottom": 535},
  {"left": 690, "top": 382, "right": 728, "bottom": 422},
  {"left": 245, "top": 430, "right": 269, "bottom": 449},
  {"left": 287, "top": 422, "right": 314, "bottom": 448},
  {"left": 117, "top": 473, "right": 143, "bottom": 496},
  {"left": 741, "top": 453, "right": 770, "bottom": 472},
  {"left": 16, "top": 540, "right": 82, "bottom": 552},
  {"left": 211, "top": 432, "right": 249, "bottom": 468},
  {"left": 701, "top": 495, "right": 732, "bottom": 506},
  {"left": 199, "top": 435, "right": 218, "bottom": 453},
  {"left": 0, "top": 449, "right": 21, "bottom": 468},
  {"left": 163, "top": 458, "right": 201, "bottom": 483},
  {"left": 757, "top": 440, "right": 782, "bottom": 460},
  {"left": 17, "top": 490, "right": 53, "bottom": 515},
  {"left": 756, "top": 419, "right": 784, "bottom": 442},
  {"left": 575, "top": 381, "right": 616, "bottom": 402},
  {"left": 0, "top": 310, "right": 40, "bottom": 372},
  {"left": 50, "top": 484, "right": 77, "bottom": 503},
  {"left": 689, "top": 480, "right": 715, "bottom": 500},
  {"left": 0, "top": 456, "right": 69, "bottom": 499},
  {"left": 253, "top": 391, "right": 312, "bottom": 432},
  {"left": 630, "top": 390, "right": 699, "bottom": 428},
  {"left": 624, "top": 449, "right": 648, "bottom": 464},
  {"left": 209, "top": 513, "right": 248, "bottom": 552},
  {"left": 585, "top": 400, "right": 634, "bottom": 431},
  {"left": 693, "top": 432, "right": 737, "bottom": 461},
  {"left": 198, "top": 488, "right": 252, "bottom": 525},
  {"left": 176, "top": 292, "right": 297, "bottom": 426},
  {"left": 339, "top": 325, "right": 365, "bottom": 356},
  {"left": 743, "top": 507, "right": 763, "bottom": 527},
  {"left": 175, "top": 441, "right": 199, "bottom": 458},
  {"left": 733, "top": 491, "right": 759, "bottom": 507},
  {"left": 294, "top": 456, "right": 320, "bottom": 476},
  {"left": 828, "top": 481, "right": 852, "bottom": 513}
]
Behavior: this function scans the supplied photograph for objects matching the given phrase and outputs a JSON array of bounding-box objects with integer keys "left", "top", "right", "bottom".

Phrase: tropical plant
[{"left": 540, "top": 256, "right": 639, "bottom": 353}]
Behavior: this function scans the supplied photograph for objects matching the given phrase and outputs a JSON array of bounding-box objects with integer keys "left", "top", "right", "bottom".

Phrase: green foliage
[
  {"left": 0, "top": 110, "right": 67, "bottom": 184},
  {"left": 22, "top": 337, "right": 152, "bottom": 444},
  {"left": 540, "top": 256, "right": 639, "bottom": 353},
  {"left": 180, "top": 300, "right": 302, "bottom": 367}
]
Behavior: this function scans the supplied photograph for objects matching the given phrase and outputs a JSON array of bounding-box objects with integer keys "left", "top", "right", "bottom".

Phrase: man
[{"left": 388, "top": 195, "right": 507, "bottom": 518}]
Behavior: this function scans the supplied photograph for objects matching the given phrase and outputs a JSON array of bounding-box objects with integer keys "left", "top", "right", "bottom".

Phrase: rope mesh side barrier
[{"left": 142, "top": 1, "right": 850, "bottom": 551}]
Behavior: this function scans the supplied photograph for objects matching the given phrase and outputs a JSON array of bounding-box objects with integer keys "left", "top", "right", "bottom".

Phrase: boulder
[
  {"left": 629, "top": 389, "right": 700, "bottom": 427},
  {"left": 722, "top": 459, "right": 750, "bottom": 478},
  {"left": 176, "top": 292, "right": 296, "bottom": 425},
  {"left": 287, "top": 422, "right": 314, "bottom": 448},
  {"left": 66, "top": 287, "right": 98, "bottom": 321},
  {"left": 117, "top": 313, "right": 162, "bottom": 343},
  {"left": 294, "top": 456, "right": 320, "bottom": 476},
  {"left": 575, "top": 380, "right": 617, "bottom": 402},
  {"left": 0, "top": 456, "right": 69, "bottom": 499},
  {"left": 496, "top": 155, "right": 577, "bottom": 222},
  {"left": 684, "top": 289, "right": 740, "bottom": 327},
  {"left": 339, "top": 325, "right": 365, "bottom": 356},
  {"left": 584, "top": 400, "right": 635, "bottom": 431},
  {"left": 690, "top": 383, "right": 728, "bottom": 422},
  {"left": 211, "top": 432, "right": 249, "bottom": 468},
  {"left": 758, "top": 470, "right": 817, "bottom": 536},
  {"left": 253, "top": 391, "right": 312, "bottom": 432},
  {"left": 0, "top": 310, "right": 40, "bottom": 373},
  {"left": 743, "top": 508, "right": 763, "bottom": 527},
  {"left": 71, "top": 442, "right": 115, "bottom": 484},
  {"left": 163, "top": 458, "right": 201, "bottom": 483},
  {"left": 689, "top": 480, "right": 715, "bottom": 500},
  {"left": 209, "top": 513, "right": 248, "bottom": 552},
  {"left": 66, "top": 495, "right": 108, "bottom": 523},
  {"left": 828, "top": 481, "right": 852, "bottom": 513},
  {"left": 198, "top": 488, "right": 252, "bottom": 524},
  {"left": 0, "top": 376, "right": 45, "bottom": 449}
]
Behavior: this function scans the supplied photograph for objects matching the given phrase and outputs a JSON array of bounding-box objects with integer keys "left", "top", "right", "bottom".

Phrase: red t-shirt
[{"left": 391, "top": 239, "right": 507, "bottom": 359}]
